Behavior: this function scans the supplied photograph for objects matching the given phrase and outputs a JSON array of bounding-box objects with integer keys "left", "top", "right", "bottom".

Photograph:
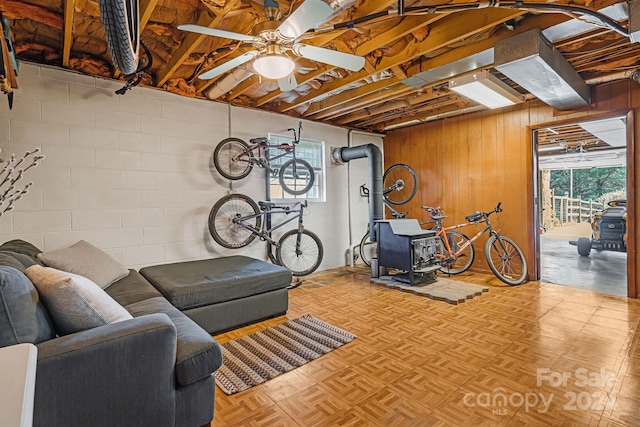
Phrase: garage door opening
[{"left": 533, "top": 116, "right": 628, "bottom": 296}]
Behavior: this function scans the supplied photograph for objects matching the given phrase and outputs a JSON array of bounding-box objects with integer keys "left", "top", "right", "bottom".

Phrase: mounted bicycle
[
  {"left": 358, "top": 163, "right": 418, "bottom": 266},
  {"left": 208, "top": 193, "right": 323, "bottom": 276},
  {"left": 423, "top": 202, "right": 528, "bottom": 285},
  {"left": 213, "top": 122, "right": 314, "bottom": 196}
]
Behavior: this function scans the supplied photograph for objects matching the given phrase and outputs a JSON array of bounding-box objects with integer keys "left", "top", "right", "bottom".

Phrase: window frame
[{"left": 267, "top": 132, "right": 326, "bottom": 203}]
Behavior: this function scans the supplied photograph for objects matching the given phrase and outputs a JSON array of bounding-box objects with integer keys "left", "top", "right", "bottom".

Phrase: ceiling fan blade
[
  {"left": 278, "top": 74, "right": 298, "bottom": 92},
  {"left": 277, "top": 0, "right": 332, "bottom": 39},
  {"left": 178, "top": 24, "right": 259, "bottom": 42},
  {"left": 293, "top": 44, "right": 365, "bottom": 71},
  {"left": 198, "top": 51, "right": 259, "bottom": 80}
]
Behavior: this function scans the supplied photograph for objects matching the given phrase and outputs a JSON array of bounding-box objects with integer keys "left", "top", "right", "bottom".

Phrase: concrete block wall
[{"left": 0, "top": 63, "right": 382, "bottom": 271}]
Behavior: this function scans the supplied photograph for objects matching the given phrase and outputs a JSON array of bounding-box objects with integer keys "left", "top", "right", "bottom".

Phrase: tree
[{"left": 549, "top": 167, "right": 626, "bottom": 200}]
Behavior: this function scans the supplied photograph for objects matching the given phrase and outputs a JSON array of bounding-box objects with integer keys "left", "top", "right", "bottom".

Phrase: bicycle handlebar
[
  {"left": 421, "top": 205, "right": 443, "bottom": 216},
  {"left": 478, "top": 201, "right": 503, "bottom": 220}
]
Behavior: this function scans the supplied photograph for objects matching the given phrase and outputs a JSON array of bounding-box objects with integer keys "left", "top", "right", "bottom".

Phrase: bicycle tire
[
  {"left": 278, "top": 158, "right": 314, "bottom": 195},
  {"left": 276, "top": 229, "right": 323, "bottom": 276},
  {"left": 359, "top": 231, "right": 376, "bottom": 267},
  {"left": 437, "top": 230, "right": 475, "bottom": 275},
  {"left": 98, "top": 0, "right": 140, "bottom": 75},
  {"left": 208, "top": 194, "right": 261, "bottom": 249},
  {"left": 213, "top": 138, "right": 254, "bottom": 181},
  {"left": 383, "top": 163, "right": 417, "bottom": 205},
  {"left": 485, "top": 235, "right": 528, "bottom": 285}
]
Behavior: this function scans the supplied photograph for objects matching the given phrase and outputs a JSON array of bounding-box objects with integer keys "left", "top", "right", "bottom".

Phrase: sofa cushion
[
  {"left": 25, "top": 265, "right": 133, "bottom": 336},
  {"left": 105, "top": 269, "right": 163, "bottom": 307},
  {"left": 0, "top": 239, "right": 43, "bottom": 259},
  {"left": 126, "top": 297, "right": 223, "bottom": 386},
  {"left": 0, "top": 239, "right": 44, "bottom": 271},
  {"left": 0, "top": 252, "right": 29, "bottom": 272},
  {"left": 37, "top": 240, "right": 129, "bottom": 289},
  {"left": 139, "top": 256, "right": 292, "bottom": 310},
  {"left": 0, "top": 266, "right": 55, "bottom": 347}
]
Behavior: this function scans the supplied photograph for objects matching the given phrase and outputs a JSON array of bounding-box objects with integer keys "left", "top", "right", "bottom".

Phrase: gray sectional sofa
[{"left": 0, "top": 240, "right": 224, "bottom": 427}]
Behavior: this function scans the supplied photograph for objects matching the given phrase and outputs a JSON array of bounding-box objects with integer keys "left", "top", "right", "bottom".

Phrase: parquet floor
[{"left": 211, "top": 266, "right": 640, "bottom": 426}]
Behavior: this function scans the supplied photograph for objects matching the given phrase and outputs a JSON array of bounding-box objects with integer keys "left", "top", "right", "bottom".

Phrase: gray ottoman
[{"left": 139, "top": 256, "right": 291, "bottom": 334}]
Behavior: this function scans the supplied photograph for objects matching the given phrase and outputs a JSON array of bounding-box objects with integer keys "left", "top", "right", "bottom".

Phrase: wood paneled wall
[{"left": 384, "top": 80, "right": 637, "bottom": 297}]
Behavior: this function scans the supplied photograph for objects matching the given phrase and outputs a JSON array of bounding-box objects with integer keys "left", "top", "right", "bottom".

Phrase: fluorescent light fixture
[
  {"left": 449, "top": 70, "right": 525, "bottom": 109},
  {"left": 494, "top": 29, "right": 590, "bottom": 110}
]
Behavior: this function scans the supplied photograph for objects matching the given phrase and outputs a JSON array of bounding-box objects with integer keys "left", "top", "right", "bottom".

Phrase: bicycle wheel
[
  {"left": 383, "top": 163, "right": 417, "bottom": 205},
  {"left": 208, "top": 194, "right": 261, "bottom": 249},
  {"left": 278, "top": 158, "right": 314, "bottom": 195},
  {"left": 485, "top": 235, "right": 528, "bottom": 285},
  {"left": 98, "top": 0, "right": 140, "bottom": 75},
  {"left": 359, "top": 231, "right": 376, "bottom": 267},
  {"left": 437, "top": 230, "right": 475, "bottom": 275},
  {"left": 276, "top": 229, "right": 323, "bottom": 276},
  {"left": 213, "top": 138, "right": 254, "bottom": 181}
]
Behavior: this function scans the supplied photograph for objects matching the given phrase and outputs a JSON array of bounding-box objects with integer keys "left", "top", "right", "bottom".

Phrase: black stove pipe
[{"left": 335, "top": 144, "right": 383, "bottom": 241}]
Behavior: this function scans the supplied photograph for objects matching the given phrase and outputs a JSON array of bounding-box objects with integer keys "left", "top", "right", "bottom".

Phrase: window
[{"left": 267, "top": 132, "right": 325, "bottom": 202}]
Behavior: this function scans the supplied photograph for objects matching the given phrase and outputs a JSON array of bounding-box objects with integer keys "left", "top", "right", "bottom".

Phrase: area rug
[
  {"left": 214, "top": 314, "right": 356, "bottom": 395},
  {"left": 370, "top": 275, "right": 489, "bottom": 305}
]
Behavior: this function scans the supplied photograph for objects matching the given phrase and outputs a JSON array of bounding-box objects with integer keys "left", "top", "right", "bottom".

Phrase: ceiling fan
[{"left": 178, "top": 0, "right": 365, "bottom": 92}]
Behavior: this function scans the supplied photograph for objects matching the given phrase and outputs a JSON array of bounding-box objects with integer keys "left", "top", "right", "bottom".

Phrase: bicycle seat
[
  {"left": 258, "top": 201, "right": 276, "bottom": 210},
  {"left": 465, "top": 211, "right": 482, "bottom": 222},
  {"left": 431, "top": 215, "right": 448, "bottom": 220},
  {"left": 249, "top": 137, "right": 268, "bottom": 144}
]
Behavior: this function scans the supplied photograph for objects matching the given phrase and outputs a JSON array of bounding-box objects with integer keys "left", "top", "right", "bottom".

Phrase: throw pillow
[
  {"left": 25, "top": 265, "right": 132, "bottom": 336},
  {"left": 0, "top": 266, "right": 55, "bottom": 347},
  {"left": 37, "top": 240, "right": 129, "bottom": 289}
]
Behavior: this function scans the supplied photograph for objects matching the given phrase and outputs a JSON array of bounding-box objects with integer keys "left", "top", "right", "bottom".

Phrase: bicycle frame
[
  {"left": 233, "top": 139, "right": 296, "bottom": 169},
  {"left": 237, "top": 122, "right": 303, "bottom": 172},
  {"left": 231, "top": 202, "right": 306, "bottom": 247},
  {"left": 433, "top": 206, "right": 506, "bottom": 261},
  {"left": 437, "top": 220, "right": 491, "bottom": 259}
]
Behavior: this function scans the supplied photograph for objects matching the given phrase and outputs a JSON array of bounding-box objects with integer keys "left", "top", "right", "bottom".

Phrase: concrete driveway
[{"left": 540, "top": 234, "right": 627, "bottom": 296}]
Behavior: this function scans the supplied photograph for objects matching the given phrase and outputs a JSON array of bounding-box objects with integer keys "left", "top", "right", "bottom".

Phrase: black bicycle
[
  {"left": 208, "top": 193, "right": 323, "bottom": 276},
  {"left": 213, "top": 122, "right": 314, "bottom": 196},
  {"left": 358, "top": 163, "right": 418, "bottom": 266}
]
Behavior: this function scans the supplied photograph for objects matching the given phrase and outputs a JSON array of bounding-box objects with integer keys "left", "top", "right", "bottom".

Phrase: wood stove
[{"left": 376, "top": 219, "right": 440, "bottom": 285}]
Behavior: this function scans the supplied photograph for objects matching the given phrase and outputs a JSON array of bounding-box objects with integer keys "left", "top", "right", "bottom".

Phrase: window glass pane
[{"left": 265, "top": 133, "right": 325, "bottom": 202}]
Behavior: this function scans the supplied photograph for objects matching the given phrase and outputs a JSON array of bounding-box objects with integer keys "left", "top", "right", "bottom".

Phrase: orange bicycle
[{"left": 422, "top": 202, "right": 527, "bottom": 285}]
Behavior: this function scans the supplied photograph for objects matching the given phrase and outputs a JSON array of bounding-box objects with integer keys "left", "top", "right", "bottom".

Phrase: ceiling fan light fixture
[{"left": 253, "top": 54, "right": 295, "bottom": 80}]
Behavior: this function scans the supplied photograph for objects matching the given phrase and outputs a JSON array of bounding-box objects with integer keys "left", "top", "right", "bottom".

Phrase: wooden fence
[{"left": 551, "top": 190, "right": 604, "bottom": 226}]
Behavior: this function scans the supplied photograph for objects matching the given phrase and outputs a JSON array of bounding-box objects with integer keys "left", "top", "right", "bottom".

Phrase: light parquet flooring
[{"left": 211, "top": 266, "right": 640, "bottom": 426}]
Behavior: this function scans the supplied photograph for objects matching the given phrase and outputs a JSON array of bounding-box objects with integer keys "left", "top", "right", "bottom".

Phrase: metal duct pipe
[
  {"left": 204, "top": 68, "right": 252, "bottom": 100},
  {"left": 334, "top": 144, "right": 383, "bottom": 242}
]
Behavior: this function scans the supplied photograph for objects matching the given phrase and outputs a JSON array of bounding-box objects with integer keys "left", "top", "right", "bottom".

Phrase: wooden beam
[
  {"left": 372, "top": 98, "right": 476, "bottom": 130},
  {"left": 276, "top": 8, "right": 525, "bottom": 113},
  {"left": 301, "top": 14, "right": 445, "bottom": 118},
  {"left": 335, "top": 88, "right": 442, "bottom": 125},
  {"left": 249, "top": 0, "right": 403, "bottom": 107},
  {"left": 227, "top": 74, "right": 261, "bottom": 100},
  {"left": 139, "top": 0, "right": 159, "bottom": 30},
  {"left": 318, "top": 84, "right": 416, "bottom": 122},
  {"left": 156, "top": 2, "right": 238, "bottom": 88},
  {"left": 253, "top": 66, "right": 335, "bottom": 107},
  {"left": 306, "top": 80, "right": 408, "bottom": 120},
  {"left": 62, "top": 0, "right": 74, "bottom": 67}
]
